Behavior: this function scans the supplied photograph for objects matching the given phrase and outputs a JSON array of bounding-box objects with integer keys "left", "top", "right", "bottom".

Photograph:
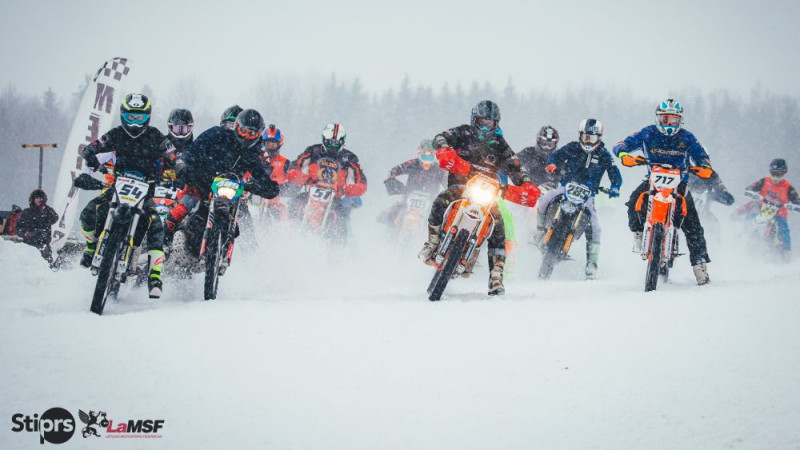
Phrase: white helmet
[
  {"left": 322, "top": 123, "right": 346, "bottom": 155},
  {"left": 578, "top": 118, "right": 603, "bottom": 153},
  {"left": 655, "top": 99, "right": 684, "bottom": 136}
]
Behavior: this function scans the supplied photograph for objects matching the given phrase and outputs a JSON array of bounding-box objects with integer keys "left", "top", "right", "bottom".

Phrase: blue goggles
[
  {"left": 122, "top": 112, "right": 150, "bottom": 125},
  {"left": 419, "top": 151, "right": 436, "bottom": 163}
]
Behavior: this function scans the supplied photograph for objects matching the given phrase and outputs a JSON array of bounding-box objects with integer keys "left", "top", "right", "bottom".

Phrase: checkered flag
[{"left": 94, "top": 57, "right": 131, "bottom": 82}]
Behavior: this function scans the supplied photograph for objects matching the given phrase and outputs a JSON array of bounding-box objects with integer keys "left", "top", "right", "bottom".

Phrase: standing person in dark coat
[{"left": 17, "top": 189, "right": 59, "bottom": 261}]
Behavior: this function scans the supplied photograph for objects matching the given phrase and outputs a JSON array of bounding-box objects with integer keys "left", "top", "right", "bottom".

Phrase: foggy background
[{"left": 1, "top": 0, "right": 799, "bottom": 209}]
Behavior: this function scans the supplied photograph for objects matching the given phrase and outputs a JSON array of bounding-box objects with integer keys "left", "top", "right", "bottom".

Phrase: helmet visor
[
  {"left": 236, "top": 125, "right": 262, "bottom": 140},
  {"left": 657, "top": 114, "right": 682, "bottom": 126},
  {"left": 122, "top": 112, "right": 150, "bottom": 125},
  {"left": 170, "top": 124, "right": 192, "bottom": 137}
]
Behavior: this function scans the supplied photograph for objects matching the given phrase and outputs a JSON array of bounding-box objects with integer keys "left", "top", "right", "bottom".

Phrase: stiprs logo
[
  {"left": 10, "top": 407, "right": 75, "bottom": 445},
  {"left": 11, "top": 408, "right": 165, "bottom": 444}
]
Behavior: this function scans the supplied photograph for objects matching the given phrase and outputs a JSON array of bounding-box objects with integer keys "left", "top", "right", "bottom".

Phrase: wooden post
[{"left": 21, "top": 143, "right": 58, "bottom": 189}]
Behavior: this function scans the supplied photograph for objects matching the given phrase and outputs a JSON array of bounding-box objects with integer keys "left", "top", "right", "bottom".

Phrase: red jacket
[{"left": 287, "top": 144, "right": 367, "bottom": 197}]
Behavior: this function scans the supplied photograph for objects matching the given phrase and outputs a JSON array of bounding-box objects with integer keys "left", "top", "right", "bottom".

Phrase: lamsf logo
[{"left": 11, "top": 407, "right": 76, "bottom": 445}]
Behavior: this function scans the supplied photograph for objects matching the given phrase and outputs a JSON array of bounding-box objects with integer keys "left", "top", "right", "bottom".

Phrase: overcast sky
[{"left": 2, "top": 0, "right": 798, "bottom": 108}]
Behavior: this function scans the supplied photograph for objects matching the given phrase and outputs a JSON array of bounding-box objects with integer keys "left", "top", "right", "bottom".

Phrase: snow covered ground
[{"left": 2, "top": 200, "right": 799, "bottom": 449}]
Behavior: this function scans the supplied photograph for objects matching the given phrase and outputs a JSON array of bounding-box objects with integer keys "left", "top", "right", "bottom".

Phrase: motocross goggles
[
  {"left": 121, "top": 112, "right": 150, "bottom": 125},
  {"left": 580, "top": 133, "right": 599, "bottom": 144},
  {"left": 536, "top": 138, "right": 558, "bottom": 151},
  {"left": 170, "top": 124, "right": 192, "bottom": 137},
  {"left": 236, "top": 125, "right": 262, "bottom": 140},
  {"left": 419, "top": 150, "right": 436, "bottom": 164},
  {"left": 475, "top": 118, "right": 498, "bottom": 129},
  {"left": 323, "top": 138, "right": 344, "bottom": 151},
  {"left": 657, "top": 114, "right": 682, "bottom": 126}
]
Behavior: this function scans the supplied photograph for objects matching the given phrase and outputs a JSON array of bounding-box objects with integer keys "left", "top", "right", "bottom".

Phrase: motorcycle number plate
[
  {"left": 115, "top": 177, "right": 149, "bottom": 206},
  {"left": 565, "top": 182, "right": 591, "bottom": 203},
  {"left": 154, "top": 185, "right": 179, "bottom": 200},
  {"left": 406, "top": 193, "right": 429, "bottom": 210},
  {"left": 310, "top": 186, "right": 334, "bottom": 203},
  {"left": 650, "top": 172, "right": 679, "bottom": 189}
]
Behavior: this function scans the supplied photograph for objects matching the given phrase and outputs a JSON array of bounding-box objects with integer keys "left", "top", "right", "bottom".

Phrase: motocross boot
[
  {"left": 80, "top": 227, "right": 97, "bottom": 268},
  {"left": 692, "top": 263, "right": 710, "bottom": 285},
  {"left": 488, "top": 254, "right": 506, "bottom": 296},
  {"left": 585, "top": 241, "right": 600, "bottom": 280},
  {"left": 529, "top": 212, "right": 547, "bottom": 246},
  {"left": 418, "top": 224, "right": 440, "bottom": 266},
  {"left": 148, "top": 250, "right": 165, "bottom": 298},
  {"left": 632, "top": 231, "right": 643, "bottom": 253}
]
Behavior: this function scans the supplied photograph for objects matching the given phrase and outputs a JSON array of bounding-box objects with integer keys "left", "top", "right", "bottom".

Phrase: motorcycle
[
  {"left": 630, "top": 161, "right": 707, "bottom": 292},
  {"left": 537, "top": 182, "right": 609, "bottom": 280},
  {"left": 168, "top": 174, "right": 244, "bottom": 300},
  {"left": 743, "top": 190, "right": 800, "bottom": 255},
  {"left": 152, "top": 181, "right": 180, "bottom": 222},
  {"left": 383, "top": 178, "right": 433, "bottom": 244},
  {"left": 426, "top": 173, "right": 502, "bottom": 301},
  {"left": 299, "top": 157, "right": 348, "bottom": 241},
  {"left": 88, "top": 170, "right": 154, "bottom": 315}
]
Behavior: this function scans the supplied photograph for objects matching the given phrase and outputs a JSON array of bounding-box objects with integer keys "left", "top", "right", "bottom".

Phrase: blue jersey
[
  {"left": 546, "top": 142, "right": 622, "bottom": 195},
  {"left": 612, "top": 125, "right": 711, "bottom": 182}
]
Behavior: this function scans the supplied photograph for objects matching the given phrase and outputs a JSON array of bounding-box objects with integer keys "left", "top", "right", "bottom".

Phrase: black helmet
[
  {"left": 770, "top": 158, "right": 787, "bottom": 178},
  {"left": 233, "top": 109, "right": 266, "bottom": 148},
  {"left": 220, "top": 105, "right": 244, "bottom": 129},
  {"left": 167, "top": 108, "right": 194, "bottom": 141},
  {"left": 535, "top": 125, "right": 559, "bottom": 155},
  {"left": 120, "top": 93, "right": 151, "bottom": 138},
  {"left": 471, "top": 100, "right": 501, "bottom": 130},
  {"left": 29, "top": 189, "right": 47, "bottom": 206}
]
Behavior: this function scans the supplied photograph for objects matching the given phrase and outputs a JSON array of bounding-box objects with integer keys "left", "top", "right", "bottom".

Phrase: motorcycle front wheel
[
  {"left": 90, "top": 228, "right": 123, "bottom": 315},
  {"left": 645, "top": 223, "right": 664, "bottom": 292},
  {"left": 428, "top": 229, "right": 470, "bottom": 301}
]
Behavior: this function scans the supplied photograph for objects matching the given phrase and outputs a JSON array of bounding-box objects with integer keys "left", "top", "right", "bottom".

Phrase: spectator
[{"left": 17, "top": 189, "right": 59, "bottom": 261}]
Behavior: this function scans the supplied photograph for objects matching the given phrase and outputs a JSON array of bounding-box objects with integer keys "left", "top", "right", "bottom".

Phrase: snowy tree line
[{"left": 1, "top": 75, "right": 799, "bottom": 209}]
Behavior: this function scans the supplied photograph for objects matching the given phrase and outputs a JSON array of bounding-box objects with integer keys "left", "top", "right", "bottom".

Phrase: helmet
[
  {"left": 471, "top": 100, "right": 501, "bottom": 131},
  {"left": 535, "top": 125, "right": 560, "bottom": 156},
  {"left": 220, "top": 105, "right": 244, "bottom": 129},
  {"left": 769, "top": 158, "right": 788, "bottom": 179},
  {"left": 233, "top": 109, "right": 266, "bottom": 148},
  {"left": 655, "top": 98, "right": 684, "bottom": 136},
  {"left": 321, "top": 123, "right": 346, "bottom": 155},
  {"left": 120, "top": 93, "right": 151, "bottom": 138},
  {"left": 578, "top": 118, "right": 603, "bottom": 153},
  {"left": 167, "top": 108, "right": 194, "bottom": 141},
  {"left": 262, "top": 124, "right": 284, "bottom": 158},
  {"left": 418, "top": 139, "right": 437, "bottom": 170}
]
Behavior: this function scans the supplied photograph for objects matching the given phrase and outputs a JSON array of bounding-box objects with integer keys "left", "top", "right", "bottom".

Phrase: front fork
[{"left": 90, "top": 205, "right": 142, "bottom": 279}]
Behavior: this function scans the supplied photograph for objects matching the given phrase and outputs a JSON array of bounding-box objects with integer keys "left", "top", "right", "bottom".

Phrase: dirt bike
[
  {"left": 537, "top": 182, "right": 610, "bottom": 280},
  {"left": 383, "top": 178, "right": 433, "bottom": 244},
  {"left": 299, "top": 157, "right": 354, "bottom": 242},
  {"left": 152, "top": 181, "right": 180, "bottom": 223},
  {"left": 88, "top": 171, "right": 154, "bottom": 315},
  {"left": 199, "top": 174, "right": 245, "bottom": 300},
  {"left": 630, "top": 161, "right": 702, "bottom": 292},
  {"left": 743, "top": 190, "right": 800, "bottom": 255},
  {"left": 426, "top": 173, "right": 502, "bottom": 301}
]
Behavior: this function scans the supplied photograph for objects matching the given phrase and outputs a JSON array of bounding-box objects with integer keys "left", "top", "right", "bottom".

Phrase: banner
[{"left": 49, "top": 58, "right": 131, "bottom": 260}]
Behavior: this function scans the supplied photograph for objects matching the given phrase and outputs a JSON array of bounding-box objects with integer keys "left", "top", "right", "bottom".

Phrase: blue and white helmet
[{"left": 655, "top": 99, "right": 684, "bottom": 136}]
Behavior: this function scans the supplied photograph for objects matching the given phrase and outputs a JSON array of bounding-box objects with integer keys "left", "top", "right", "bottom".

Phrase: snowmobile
[
  {"left": 88, "top": 170, "right": 154, "bottom": 314},
  {"left": 536, "top": 182, "right": 610, "bottom": 279},
  {"left": 427, "top": 173, "right": 501, "bottom": 301}
]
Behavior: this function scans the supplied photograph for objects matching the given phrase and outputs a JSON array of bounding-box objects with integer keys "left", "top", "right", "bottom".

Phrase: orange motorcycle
[
  {"left": 426, "top": 173, "right": 502, "bottom": 301},
  {"left": 630, "top": 160, "right": 709, "bottom": 291}
]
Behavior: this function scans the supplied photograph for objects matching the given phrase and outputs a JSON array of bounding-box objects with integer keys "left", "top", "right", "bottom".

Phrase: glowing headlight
[
  {"left": 217, "top": 187, "right": 238, "bottom": 200},
  {"left": 466, "top": 185, "right": 496, "bottom": 205}
]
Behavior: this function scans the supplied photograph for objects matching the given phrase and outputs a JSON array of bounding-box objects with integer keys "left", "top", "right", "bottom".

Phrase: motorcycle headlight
[
  {"left": 217, "top": 187, "right": 238, "bottom": 200},
  {"left": 466, "top": 184, "right": 497, "bottom": 206}
]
